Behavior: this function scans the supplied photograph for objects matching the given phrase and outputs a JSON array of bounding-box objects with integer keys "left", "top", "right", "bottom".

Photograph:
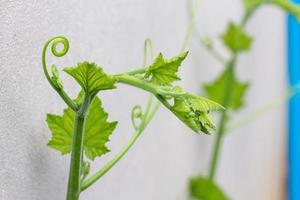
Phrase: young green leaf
[
  {"left": 47, "top": 95, "right": 118, "bottom": 160},
  {"left": 171, "top": 95, "right": 223, "bottom": 134},
  {"left": 203, "top": 68, "right": 249, "bottom": 111},
  {"left": 144, "top": 52, "right": 188, "bottom": 84},
  {"left": 51, "top": 64, "right": 63, "bottom": 89},
  {"left": 221, "top": 23, "right": 252, "bottom": 52},
  {"left": 64, "top": 62, "right": 116, "bottom": 94},
  {"left": 189, "top": 176, "right": 228, "bottom": 200},
  {"left": 156, "top": 86, "right": 224, "bottom": 134}
]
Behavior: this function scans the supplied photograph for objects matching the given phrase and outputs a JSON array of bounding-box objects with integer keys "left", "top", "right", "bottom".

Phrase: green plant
[
  {"left": 42, "top": 36, "right": 223, "bottom": 200},
  {"left": 188, "top": 0, "right": 300, "bottom": 199}
]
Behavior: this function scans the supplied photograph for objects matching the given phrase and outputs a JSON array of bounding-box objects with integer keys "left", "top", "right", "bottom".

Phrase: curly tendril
[
  {"left": 42, "top": 36, "right": 69, "bottom": 89},
  {"left": 42, "top": 36, "right": 78, "bottom": 111},
  {"left": 131, "top": 105, "right": 143, "bottom": 130}
]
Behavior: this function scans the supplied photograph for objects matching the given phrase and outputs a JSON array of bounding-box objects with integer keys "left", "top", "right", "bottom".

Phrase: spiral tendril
[
  {"left": 131, "top": 105, "right": 143, "bottom": 130},
  {"left": 42, "top": 36, "right": 69, "bottom": 89}
]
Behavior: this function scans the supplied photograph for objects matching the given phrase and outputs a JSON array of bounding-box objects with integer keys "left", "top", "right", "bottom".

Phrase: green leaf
[
  {"left": 189, "top": 176, "right": 228, "bottom": 200},
  {"left": 46, "top": 109, "right": 73, "bottom": 154},
  {"left": 171, "top": 94, "right": 223, "bottom": 134},
  {"left": 221, "top": 23, "right": 252, "bottom": 52},
  {"left": 144, "top": 52, "right": 188, "bottom": 84},
  {"left": 46, "top": 94, "right": 118, "bottom": 160},
  {"left": 84, "top": 97, "right": 118, "bottom": 160},
  {"left": 204, "top": 68, "right": 249, "bottom": 111},
  {"left": 156, "top": 86, "right": 224, "bottom": 134},
  {"left": 270, "top": 0, "right": 300, "bottom": 21},
  {"left": 64, "top": 62, "right": 116, "bottom": 94}
]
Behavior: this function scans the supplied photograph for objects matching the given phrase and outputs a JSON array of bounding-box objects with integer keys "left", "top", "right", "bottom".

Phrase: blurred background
[{"left": 0, "top": 0, "right": 295, "bottom": 199}]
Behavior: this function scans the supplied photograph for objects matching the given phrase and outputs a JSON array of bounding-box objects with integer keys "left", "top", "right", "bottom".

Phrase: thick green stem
[
  {"left": 66, "top": 96, "right": 90, "bottom": 200},
  {"left": 208, "top": 57, "right": 236, "bottom": 180},
  {"left": 115, "top": 75, "right": 159, "bottom": 94}
]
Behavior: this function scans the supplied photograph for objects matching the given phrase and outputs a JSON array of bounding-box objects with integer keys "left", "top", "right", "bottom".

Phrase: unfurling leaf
[
  {"left": 64, "top": 62, "right": 116, "bottom": 94},
  {"left": 51, "top": 65, "right": 63, "bottom": 89},
  {"left": 189, "top": 176, "right": 229, "bottom": 200},
  {"left": 47, "top": 94, "right": 118, "bottom": 160},
  {"left": 171, "top": 95, "right": 223, "bottom": 134},
  {"left": 221, "top": 23, "right": 252, "bottom": 52},
  {"left": 144, "top": 52, "right": 188, "bottom": 84},
  {"left": 81, "top": 161, "right": 90, "bottom": 179},
  {"left": 204, "top": 68, "right": 249, "bottom": 111},
  {"left": 156, "top": 86, "right": 224, "bottom": 134}
]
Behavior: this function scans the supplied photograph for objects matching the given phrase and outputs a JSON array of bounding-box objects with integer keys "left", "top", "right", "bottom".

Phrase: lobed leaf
[
  {"left": 64, "top": 62, "right": 116, "bottom": 94},
  {"left": 47, "top": 94, "right": 118, "bottom": 160},
  {"left": 204, "top": 68, "right": 249, "bottom": 111},
  {"left": 221, "top": 23, "right": 252, "bottom": 52},
  {"left": 144, "top": 52, "right": 188, "bottom": 84},
  {"left": 189, "top": 176, "right": 229, "bottom": 200},
  {"left": 84, "top": 97, "right": 118, "bottom": 160}
]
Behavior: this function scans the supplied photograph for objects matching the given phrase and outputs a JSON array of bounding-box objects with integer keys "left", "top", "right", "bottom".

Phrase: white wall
[{"left": 0, "top": 0, "right": 287, "bottom": 200}]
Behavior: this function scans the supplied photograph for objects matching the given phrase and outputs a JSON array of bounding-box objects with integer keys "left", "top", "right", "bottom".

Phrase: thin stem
[
  {"left": 81, "top": 98, "right": 160, "bottom": 191},
  {"left": 81, "top": 129, "right": 140, "bottom": 191},
  {"left": 126, "top": 68, "right": 146, "bottom": 76},
  {"left": 144, "top": 38, "right": 154, "bottom": 66},
  {"left": 206, "top": 47, "right": 227, "bottom": 65},
  {"left": 208, "top": 57, "right": 236, "bottom": 180},
  {"left": 113, "top": 68, "right": 146, "bottom": 77},
  {"left": 227, "top": 82, "right": 300, "bottom": 132},
  {"left": 145, "top": 102, "right": 161, "bottom": 125},
  {"left": 181, "top": 0, "right": 200, "bottom": 52},
  {"left": 66, "top": 95, "right": 90, "bottom": 200}
]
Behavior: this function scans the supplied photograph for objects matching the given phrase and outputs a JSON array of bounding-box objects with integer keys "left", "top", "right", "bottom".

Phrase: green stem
[
  {"left": 208, "top": 57, "right": 236, "bottom": 180},
  {"left": 115, "top": 75, "right": 158, "bottom": 94},
  {"left": 207, "top": 7, "right": 258, "bottom": 180},
  {"left": 181, "top": 0, "right": 200, "bottom": 52},
  {"left": 81, "top": 129, "right": 141, "bottom": 191},
  {"left": 66, "top": 96, "right": 90, "bottom": 200},
  {"left": 126, "top": 68, "right": 146, "bottom": 76}
]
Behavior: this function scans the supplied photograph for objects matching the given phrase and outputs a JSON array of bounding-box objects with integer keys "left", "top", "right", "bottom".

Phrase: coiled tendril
[
  {"left": 131, "top": 105, "right": 143, "bottom": 130},
  {"left": 42, "top": 36, "right": 78, "bottom": 111},
  {"left": 42, "top": 36, "right": 69, "bottom": 89}
]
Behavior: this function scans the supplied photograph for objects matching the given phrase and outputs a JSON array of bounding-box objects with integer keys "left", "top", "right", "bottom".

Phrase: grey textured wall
[{"left": 0, "top": 0, "right": 287, "bottom": 200}]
